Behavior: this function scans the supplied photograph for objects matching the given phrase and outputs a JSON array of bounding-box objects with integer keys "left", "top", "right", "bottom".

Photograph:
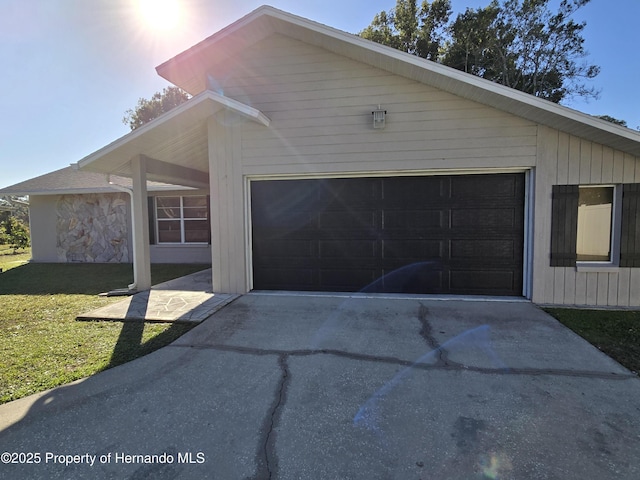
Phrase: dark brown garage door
[{"left": 251, "top": 173, "right": 525, "bottom": 296}]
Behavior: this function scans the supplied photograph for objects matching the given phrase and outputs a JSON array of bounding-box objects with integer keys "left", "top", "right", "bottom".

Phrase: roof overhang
[
  {"left": 77, "top": 90, "right": 270, "bottom": 187},
  {"left": 157, "top": 5, "right": 640, "bottom": 157}
]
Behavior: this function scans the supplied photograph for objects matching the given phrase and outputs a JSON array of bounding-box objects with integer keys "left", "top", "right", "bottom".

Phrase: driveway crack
[
  {"left": 254, "top": 354, "right": 289, "bottom": 479},
  {"left": 418, "top": 303, "right": 449, "bottom": 366},
  {"left": 171, "top": 344, "right": 636, "bottom": 380}
]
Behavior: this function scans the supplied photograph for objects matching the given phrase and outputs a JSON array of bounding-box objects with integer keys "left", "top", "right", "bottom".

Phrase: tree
[
  {"left": 360, "top": 0, "right": 452, "bottom": 61},
  {"left": 0, "top": 216, "right": 30, "bottom": 253},
  {"left": 0, "top": 196, "right": 29, "bottom": 225},
  {"left": 595, "top": 115, "right": 627, "bottom": 127},
  {"left": 360, "top": 0, "right": 600, "bottom": 103},
  {"left": 122, "top": 86, "right": 191, "bottom": 130}
]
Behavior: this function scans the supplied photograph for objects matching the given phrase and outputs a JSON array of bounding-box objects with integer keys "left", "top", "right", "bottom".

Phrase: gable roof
[
  {"left": 0, "top": 166, "right": 195, "bottom": 196},
  {"left": 156, "top": 5, "right": 640, "bottom": 157},
  {"left": 76, "top": 89, "right": 269, "bottom": 182}
]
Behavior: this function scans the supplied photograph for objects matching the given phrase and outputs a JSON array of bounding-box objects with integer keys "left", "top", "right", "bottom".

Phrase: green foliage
[
  {"left": 0, "top": 216, "right": 30, "bottom": 252},
  {"left": 0, "top": 196, "right": 29, "bottom": 225},
  {"left": 122, "top": 86, "right": 191, "bottom": 130},
  {"left": 596, "top": 115, "right": 628, "bottom": 127},
  {"left": 360, "top": 0, "right": 600, "bottom": 103},
  {"left": 360, "top": 0, "right": 452, "bottom": 60}
]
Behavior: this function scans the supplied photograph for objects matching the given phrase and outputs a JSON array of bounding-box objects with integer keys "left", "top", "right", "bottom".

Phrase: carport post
[{"left": 129, "top": 155, "right": 152, "bottom": 291}]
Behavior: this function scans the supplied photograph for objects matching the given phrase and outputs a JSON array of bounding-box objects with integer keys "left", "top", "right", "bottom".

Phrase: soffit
[{"left": 77, "top": 91, "right": 269, "bottom": 185}]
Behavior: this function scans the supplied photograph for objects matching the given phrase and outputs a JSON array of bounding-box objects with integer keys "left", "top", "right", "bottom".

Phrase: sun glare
[{"left": 137, "top": 0, "right": 183, "bottom": 31}]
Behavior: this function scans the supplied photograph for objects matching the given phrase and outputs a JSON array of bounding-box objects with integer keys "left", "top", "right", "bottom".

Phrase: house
[
  {"left": 3, "top": 6, "right": 640, "bottom": 307},
  {"left": 0, "top": 166, "right": 211, "bottom": 265}
]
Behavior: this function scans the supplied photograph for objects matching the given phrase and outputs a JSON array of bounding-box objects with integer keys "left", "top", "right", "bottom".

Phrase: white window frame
[
  {"left": 576, "top": 184, "right": 623, "bottom": 271},
  {"left": 155, "top": 195, "right": 209, "bottom": 245}
]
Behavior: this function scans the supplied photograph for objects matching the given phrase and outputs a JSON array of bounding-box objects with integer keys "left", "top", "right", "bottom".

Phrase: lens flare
[
  {"left": 137, "top": 0, "right": 182, "bottom": 31},
  {"left": 354, "top": 325, "right": 508, "bottom": 436},
  {"left": 479, "top": 452, "right": 513, "bottom": 479}
]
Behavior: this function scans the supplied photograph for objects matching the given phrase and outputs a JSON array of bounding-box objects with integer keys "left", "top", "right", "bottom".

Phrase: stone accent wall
[{"left": 56, "top": 193, "right": 130, "bottom": 263}]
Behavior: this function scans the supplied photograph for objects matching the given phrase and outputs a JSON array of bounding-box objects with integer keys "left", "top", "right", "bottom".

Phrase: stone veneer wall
[{"left": 56, "top": 193, "right": 130, "bottom": 263}]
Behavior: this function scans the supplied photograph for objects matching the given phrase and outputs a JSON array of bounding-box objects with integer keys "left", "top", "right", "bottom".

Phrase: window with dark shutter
[
  {"left": 550, "top": 185, "right": 579, "bottom": 266},
  {"left": 621, "top": 184, "right": 640, "bottom": 267}
]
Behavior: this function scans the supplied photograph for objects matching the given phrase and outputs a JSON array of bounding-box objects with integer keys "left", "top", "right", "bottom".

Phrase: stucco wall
[{"left": 28, "top": 195, "right": 59, "bottom": 262}]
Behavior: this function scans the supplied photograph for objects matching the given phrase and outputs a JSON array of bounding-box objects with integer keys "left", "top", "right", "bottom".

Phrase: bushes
[{"left": 0, "top": 216, "right": 30, "bottom": 253}]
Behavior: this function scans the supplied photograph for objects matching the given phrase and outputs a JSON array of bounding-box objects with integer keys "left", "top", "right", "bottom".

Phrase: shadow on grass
[
  {"left": 0, "top": 263, "right": 210, "bottom": 295},
  {"left": 0, "top": 263, "right": 135, "bottom": 295},
  {"left": 106, "top": 320, "right": 195, "bottom": 370},
  {"left": 104, "top": 290, "right": 195, "bottom": 369}
]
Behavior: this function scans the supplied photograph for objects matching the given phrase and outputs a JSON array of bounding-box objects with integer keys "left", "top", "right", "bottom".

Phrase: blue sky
[{"left": 1, "top": 0, "right": 638, "bottom": 188}]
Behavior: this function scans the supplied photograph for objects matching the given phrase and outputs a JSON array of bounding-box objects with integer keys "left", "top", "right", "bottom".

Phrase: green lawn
[
  {"left": 0, "top": 262, "right": 208, "bottom": 404},
  {"left": 0, "top": 246, "right": 31, "bottom": 272},
  {"left": 544, "top": 308, "right": 640, "bottom": 374}
]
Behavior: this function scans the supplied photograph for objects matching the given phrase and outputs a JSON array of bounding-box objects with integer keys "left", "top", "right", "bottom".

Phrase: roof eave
[{"left": 77, "top": 90, "right": 269, "bottom": 176}]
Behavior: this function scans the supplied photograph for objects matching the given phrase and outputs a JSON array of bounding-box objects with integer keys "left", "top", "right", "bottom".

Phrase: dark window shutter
[
  {"left": 148, "top": 197, "right": 156, "bottom": 245},
  {"left": 550, "top": 185, "right": 578, "bottom": 267},
  {"left": 621, "top": 184, "right": 640, "bottom": 267}
]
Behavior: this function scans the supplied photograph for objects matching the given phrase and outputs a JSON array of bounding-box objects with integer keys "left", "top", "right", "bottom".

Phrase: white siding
[
  {"left": 203, "top": 33, "right": 640, "bottom": 303},
  {"left": 218, "top": 34, "right": 537, "bottom": 177}
]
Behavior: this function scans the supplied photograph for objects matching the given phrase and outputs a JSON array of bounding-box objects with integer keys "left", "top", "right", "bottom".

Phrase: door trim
[{"left": 245, "top": 167, "right": 533, "bottom": 294}]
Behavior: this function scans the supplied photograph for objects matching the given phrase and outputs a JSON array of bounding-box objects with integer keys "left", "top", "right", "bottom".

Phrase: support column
[
  {"left": 208, "top": 114, "right": 247, "bottom": 294},
  {"left": 130, "top": 155, "right": 152, "bottom": 291}
]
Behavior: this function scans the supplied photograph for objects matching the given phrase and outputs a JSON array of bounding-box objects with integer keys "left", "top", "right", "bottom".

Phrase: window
[
  {"left": 550, "top": 184, "right": 628, "bottom": 267},
  {"left": 576, "top": 186, "right": 614, "bottom": 262},
  {"left": 155, "top": 196, "right": 209, "bottom": 244}
]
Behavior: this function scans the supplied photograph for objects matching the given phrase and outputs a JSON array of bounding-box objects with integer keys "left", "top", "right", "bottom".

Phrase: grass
[
  {"left": 544, "top": 308, "right": 640, "bottom": 374},
  {"left": 0, "top": 262, "right": 209, "bottom": 404},
  {"left": 0, "top": 245, "right": 31, "bottom": 272}
]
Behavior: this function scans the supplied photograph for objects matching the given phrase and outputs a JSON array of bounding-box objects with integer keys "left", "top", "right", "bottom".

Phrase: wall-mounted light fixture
[{"left": 372, "top": 105, "right": 386, "bottom": 129}]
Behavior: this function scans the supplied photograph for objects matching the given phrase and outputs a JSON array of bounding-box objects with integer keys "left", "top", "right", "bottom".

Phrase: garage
[{"left": 251, "top": 173, "right": 525, "bottom": 296}]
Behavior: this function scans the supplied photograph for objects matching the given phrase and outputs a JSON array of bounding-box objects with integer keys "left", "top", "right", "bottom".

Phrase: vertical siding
[{"left": 533, "top": 128, "right": 640, "bottom": 307}]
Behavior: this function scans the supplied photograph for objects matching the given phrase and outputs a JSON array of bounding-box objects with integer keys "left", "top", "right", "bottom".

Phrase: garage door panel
[
  {"left": 251, "top": 181, "right": 325, "bottom": 228},
  {"left": 382, "top": 240, "right": 444, "bottom": 260},
  {"left": 450, "top": 270, "right": 518, "bottom": 294},
  {"left": 320, "top": 269, "right": 380, "bottom": 290},
  {"left": 383, "top": 210, "right": 445, "bottom": 229},
  {"left": 451, "top": 175, "right": 522, "bottom": 199},
  {"left": 382, "top": 177, "right": 447, "bottom": 204},
  {"left": 319, "top": 240, "right": 377, "bottom": 259},
  {"left": 450, "top": 239, "right": 520, "bottom": 261},
  {"left": 370, "top": 265, "right": 445, "bottom": 294},
  {"left": 251, "top": 174, "right": 525, "bottom": 295},
  {"left": 319, "top": 210, "right": 379, "bottom": 230},
  {"left": 253, "top": 268, "right": 316, "bottom": 290},
  {"left": 254, "top": 239, "right": 315, "bottom": 258},
  {"left": 451, "top": 208, "right": 519, "bottom": 229}
]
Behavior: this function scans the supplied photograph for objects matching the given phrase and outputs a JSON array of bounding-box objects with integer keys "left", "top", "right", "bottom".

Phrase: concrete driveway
[{"left": 1, "top": 293, "right": 639, "bottom": 479}]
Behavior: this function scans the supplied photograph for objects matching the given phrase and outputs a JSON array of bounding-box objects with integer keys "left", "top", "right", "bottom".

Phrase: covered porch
[{"left": 77, "top": 90, "right": 270, "bottom": 293}]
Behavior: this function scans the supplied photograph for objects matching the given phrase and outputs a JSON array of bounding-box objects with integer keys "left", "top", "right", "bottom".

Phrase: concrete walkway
[
  {"left": 77, "top": 269, "right": 238, "bottom": 323},
  {"left": 1, "top": 294, "right": 639, "bottom": 479}
]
